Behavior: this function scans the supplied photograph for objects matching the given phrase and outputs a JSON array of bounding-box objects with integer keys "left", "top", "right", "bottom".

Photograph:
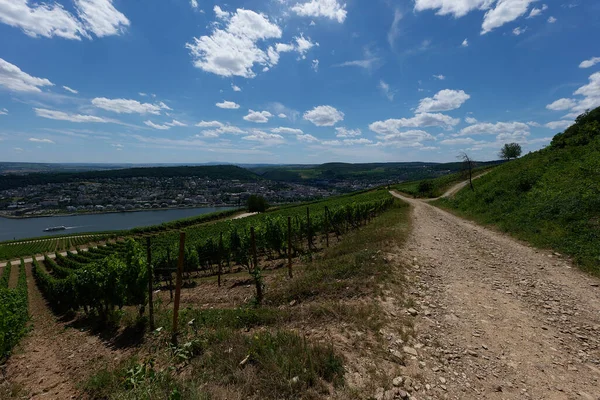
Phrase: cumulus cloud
[
  {"left": 547, "top": 16, "right": 556, "bottom": 23},
  {"left": 216, "top": 100, "right": 240, "bottom": 109},
  {"left": 271, "top": 127, "right": 304, "bottom": 135},
  {"left": 0, "top": 58, "right": 53, "bottom": 92},
  {"left": 579, "top": 57, "right": 600, "bottom": 69},
  {"left": 92, "top": 97, "right": 170, "bottom": 114},
  {"left": 190, "top": 0, "right": 198, "bottom": 9},
  {"left": 166, "top": 120, "right": 187, "bottom": 127},
  {"left": 545, "top": 120, "right": 573, "bottom": 130},
  {"left": 0, "top": 108, "right": 7, "bottom": 115},
  {"left": 440, "top": 137, "right": 478, "bottom": 145},
  {"left": 28, "top": 137, "right": 55, "bottom": 144},
  {"left": 186, "top": 8, "right": 284, "bottom": 78},
  {"left": 527, "top": 4, "right": 547, "bottom": 18},
  {"left": 144, "top": 120, "right": 171, "bottom": 130},
  {"left": 481, "top": 0, "right": 536, "bottom": 34},
  {"left": 231, "top": 84, "right": 242, "bottom": 92},
  {"left": 291, "top": 0, "right": 347, "bottom": 23},
  {"left": 335, "top": 127, "right": 361, "bottom": 137},
  {"left": 416, "top": 89, "right": 470, "bottom": 113},
  {"left": 458, "top": 121, "right": 530, "bottom": 136},
  {"left": 546, "top": 98, "right": 577, "bottom": 111},
  {"left": 34, "top": 108, "right": 114, "bottom": 123},
  {"left": 303, "top": 105, "right": 344, "bottom": 126},
  {"left": 243, "top": 110, "right": 273, "bottom": 123},
  {"left": 311, "top": 59, "right": 319, "bottom": 72},
  {"left": 461, "top": 38, "right": 469, "bottom": 47},
  {"left": 379, "top": 80, "right": 394, "bottom": 101},
  {"left": 465, "top": 116, "right": 478, "bottom": 124},
  {"left": 278, "top": 113, "right": 287, "bottom": 118},
  {"left": 0, "top": 0, "right": 129, "bottom": 40},
  {"left": 369, "top": 113, "right": 460, "bottom": 135},
  {"left": 297, "top": 133, "right": 319, "bottom": 143},
  {"left": 512, "top": 26, "right": 527, "bottom": 36},
  {"left": 242, "top": 129, "right": 284, "bottom": 145},
  {"left": 196, "top": 120, "right": 224, "bottom": 128},
  {"left": 433, "top": 74, "right": 445, "bottom": 80}
]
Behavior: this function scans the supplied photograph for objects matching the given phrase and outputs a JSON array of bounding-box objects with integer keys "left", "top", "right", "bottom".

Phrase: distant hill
[
  {"left": 251, "top": 161, "right": 503, "bottom": 184},
  {"left": 437, "top": 107, "right": 600, "bottom": 274},
  {"left": 0, "top": 165, "right": 260, "bottom": 191}
]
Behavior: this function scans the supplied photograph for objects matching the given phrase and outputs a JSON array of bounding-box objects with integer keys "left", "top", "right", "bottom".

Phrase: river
[{"left": 0, "top": 207, "right": 234, "bottom": 242}]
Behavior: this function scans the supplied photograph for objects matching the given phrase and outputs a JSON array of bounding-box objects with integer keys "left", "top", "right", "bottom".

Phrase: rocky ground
[{"left": 382, "top": 191, "right": 600, "bottom": 400}]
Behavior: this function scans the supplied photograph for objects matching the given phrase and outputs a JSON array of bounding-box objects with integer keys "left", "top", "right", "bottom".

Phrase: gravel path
[{"left": 390, "top": 190, "right": 600, "bottom": 399}]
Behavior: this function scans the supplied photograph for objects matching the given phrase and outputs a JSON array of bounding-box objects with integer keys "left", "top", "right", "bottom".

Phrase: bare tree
[{"left": 459, "top": 152, "right": 476, "bottom": 192}]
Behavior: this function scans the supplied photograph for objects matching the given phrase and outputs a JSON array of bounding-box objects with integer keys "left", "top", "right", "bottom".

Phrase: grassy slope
[{"left": 435, "top": 108, "right": 600, "bottom": 274}]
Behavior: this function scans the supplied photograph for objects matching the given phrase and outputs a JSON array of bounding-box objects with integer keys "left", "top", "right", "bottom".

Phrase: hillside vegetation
[{"left": 436, "top": 107, "right": 600, "bottom": 274}]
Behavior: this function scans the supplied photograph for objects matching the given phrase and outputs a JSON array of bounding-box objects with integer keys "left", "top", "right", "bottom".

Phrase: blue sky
[{"left": 0, "top": 0, "right": 599, "bottom": 164}]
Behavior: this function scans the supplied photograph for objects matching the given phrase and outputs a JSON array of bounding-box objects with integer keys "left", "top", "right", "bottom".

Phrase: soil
[
  {"left": 3, "top": 263, "right": 130, "bottom": 400},
  {"left": 7, "top": 260, "right": 19, "bottom": 289},
  {"left": 389, "top": 191, "right": 600, "bottom": 399}
]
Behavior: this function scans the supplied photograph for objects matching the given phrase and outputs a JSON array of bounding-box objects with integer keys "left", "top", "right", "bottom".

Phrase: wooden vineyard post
[
  {"left": 287, "top": 216, "right": 293, "bottom": 278},
  {"left": 218, "top": 232, "right": 223, "bottom": 287},
  {"left": 325, "top": 206, "right": 329, "bottom": 248},
  {"left": 250, "top": 227, "right": 263, "bottom": 304},
  {"left": 146, "top": 237, "right": 154, "bottom": 331},
  {"left": 172, "top": 231, "right": 185, "bottom": 343}
]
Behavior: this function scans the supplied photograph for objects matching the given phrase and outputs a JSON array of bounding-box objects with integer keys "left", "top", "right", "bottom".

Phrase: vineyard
[
  {"left": 29, "top": 189, "right": 397, "bottom": 317},
  {"left": 0, "top": 259, "right": 28, "bottom": 361}
]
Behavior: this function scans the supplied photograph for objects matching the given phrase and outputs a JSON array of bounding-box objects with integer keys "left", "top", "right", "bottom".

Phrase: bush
[{"left": 247, "top": 195, "right": 269, "bottom": 213}]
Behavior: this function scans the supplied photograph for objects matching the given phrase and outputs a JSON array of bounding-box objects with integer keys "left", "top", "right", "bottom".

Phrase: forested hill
[
  {"left": 437, "top": 107, "right": 600, "bottom": 274},
  {"left": 0, "top": 165, "right": 260, "bottom": 191}
]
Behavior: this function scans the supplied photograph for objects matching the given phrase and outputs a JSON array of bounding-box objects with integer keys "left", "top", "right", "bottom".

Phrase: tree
[
  {"left": 499, "top": 143, "right": 522, "bottom": 160},
  {"left": 247, "top": 195, "right": 269, "bottom": 213},
  {"left": 459, "top": 152, "right": 476, "bottom": 192}
]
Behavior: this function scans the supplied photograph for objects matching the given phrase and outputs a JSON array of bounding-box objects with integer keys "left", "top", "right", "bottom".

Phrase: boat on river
[{"left": 43, "top": 226, "right": 67, "bottom": 232}]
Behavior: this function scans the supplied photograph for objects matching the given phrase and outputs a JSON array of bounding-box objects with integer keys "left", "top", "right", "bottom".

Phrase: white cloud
[
  {"left": 379, "top": 80, "right": 394, "bottom": 101},
  {"left": 527, "top": 4, "right": 547, "bottom": 18},
  {"left": 416, "top": 89, "right": 470, "bottom": 112},
  {"left": 334, "top": 47, "right": 381, "bottom": 70},
  {"left": 0, "top": 108, "right": 7, "bottom": 115},
  {"left": 512, "top": 26, "right": 527, "bottom": 35},
  {"left": 546, "top": 98, "right": 577, "bottom": 111},
  {"left": 461, "top": 38, "right": 469, "bottom": 47},
  {"left": 458, "top": 121, "right": 530, "bottom": 136},
  {"left": 433, "top": 74, "right": 445, "bottom": 80},
  {"left": 199, "top": 124, "right": 246, "bottom": 137},
  {"left": 440, "top": 137, "right": 477, "bottom": 145},
  {"left": 481, "top": 0, "right": 536, "bottom": 35},
  {"left": 166, "top": 119, "right": 187, "bottom": 127},
  {"left": 335, "top": 127, "right": 361, "bottom": 137},
  {"left": 74, "top": 0, "right": 130, "bottom": 38},
  {"left": 0, "top": 58, "right": 54, "bottom": 92},
  {"left": 545, "top": 120, "right": 573, "bottom": 130},
  {"left": 196, "top": 120, "right": 224, "bottom": 128},
  {"left": 186, "top": 8, "right": 283, "bottom": 78},
  {"left": 35, "top": 108, "right": 114, "bottom": 123},
  {"left": 579, "top": 57, "right": 600, "bottom": 69},
  {"left": 216, "top": 100, "right": 240, "bottom": 109},
  {"left": 291, "top": 0, "right": 347, "bottom": 23},
  {"left": 526, "top": 121, "right": 541, "bottom": 127},
  {"left": 242, "top": 129, "right": 284, "bottom": 145},
  {"left": 92, "top": 97, "right": 170, "bottom": 114},
  {"left": 62, "top": 85, "right": 78, "bottom": 94},
  {"left": 295, "top": 34, "right": 317, "bottom": 58},
  {"left": 231, "top": 84, "right": 242, "bottom": 92},
  {"left": 372, "top": 129, "right": 436, "bottom": 148},
  {"left": 190, "top": 0, "right": 198, "bottom": 9},
  {"left": 144, "top": 120, "right": 171, "bottom": 130},
  {"left": 388, "top": 9, "right": 403, "bottom": 48},
  {"left": 0, "top": 0, "right": 129, "bottom": 40},
  {"left": 278, "top": 113, "right": 287, "bottom": 118},
  {"left": 572, "top": 71, "right": 600, "bottom": 101},
  {"left": 303, "top": 105, "right": 344, "bottom": 126},
  {"left": 465, "top": 116, "right": 478, "bottom": 124},
  {"left": 311, "top": 59, "right": 319, "bottom": 72},
  {"left": 547, "top": 16, "right": 556, "bottom": 23},
  {"left": 414, "top": 0, "right": 492, "bottom": 18},
  {"left": 214, "top": 5, "right": 230, "bottom": 20},
  {"left": 369, "top": 113, "right": 459, "bottom": 136},
  {"left": 271, "top": 127, "right": 304, "bottom": 135},
  {"left": 297, "top": 133, "right": 319, "bottom": 143},
  {"left": 28, "top": 137, "right": 54, "bottom": 144},
  {"left": 269, "top": 102, "right": 300, "bottom": 121},
  {"left": 243, "top": 110, "right": 273, "bottom": 123}
]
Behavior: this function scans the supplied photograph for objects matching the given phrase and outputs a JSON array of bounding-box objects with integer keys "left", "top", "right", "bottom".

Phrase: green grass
[
  {"left": 434, "top": 107, "right": 600, "bottom": 274},
  {"left": 393, "top": 165, "right": 498, "bottom": 198}
]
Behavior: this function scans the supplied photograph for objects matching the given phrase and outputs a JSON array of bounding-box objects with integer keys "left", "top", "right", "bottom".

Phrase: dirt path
[
  {"left": 7, "top": 260, "right": 19, "bottom": 289},
  {"left": 390, "top": 190, "right": 600, "bottom": 399},
  {"left": 4, "top": 263, "right": 129, "bottom": 399}
]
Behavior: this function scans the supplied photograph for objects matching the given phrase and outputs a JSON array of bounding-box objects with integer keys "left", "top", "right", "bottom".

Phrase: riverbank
[{"left": 0, "top": 204, "right": 239, "bottom": 220}]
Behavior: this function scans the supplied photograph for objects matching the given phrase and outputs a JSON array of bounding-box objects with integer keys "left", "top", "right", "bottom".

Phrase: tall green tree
[
  {"left": 499, "top": 143, "right": 522, "bottom": 160},
  {"left": 247, "top": 195, "right": 269, "bottom": 213}
]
